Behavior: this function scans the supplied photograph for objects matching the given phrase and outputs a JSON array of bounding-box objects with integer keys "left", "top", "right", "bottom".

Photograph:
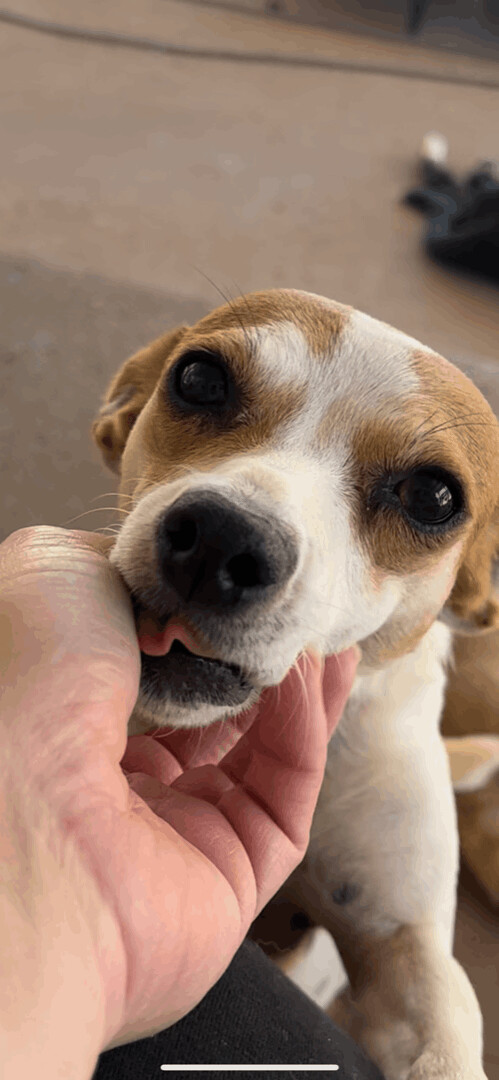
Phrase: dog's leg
[
  {"left": 288, "top": 635, "right": 486, "bottom": 1080},
  {"left": 325, "top": 924, "right": 484, "bottom": 1080}
]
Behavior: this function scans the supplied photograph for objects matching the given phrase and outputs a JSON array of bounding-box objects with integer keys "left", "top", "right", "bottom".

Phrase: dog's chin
[{"left": 128, "top": 648, "right": 261, "bottom": 733}]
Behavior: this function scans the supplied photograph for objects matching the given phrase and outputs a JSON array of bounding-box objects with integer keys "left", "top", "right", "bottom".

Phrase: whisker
[
  {"left": 228, "top": 278, "right": 258, "bottom": 359},
  {"left": 93, "top": 525, "right": 122, "bottom": 536},
  {"left": 428, "top": 419, "right": 494, "bottom": 436},
  {"left": 90, "top": 491, "right": 131, "bottom": 503},
  {"left": 291, "top": 618, "right": 330, "bottom": 646},
  {"left": 61, "top": 506, "right": 131, "bottom": 528},
  {"left": 298, "top": 587, "right": 354, "bottom": 619},
  {"left": 417, "top": 412, "right": 494, "bottom": 442},
  {"left": 405, "top": 409, "right": 495, "bottom": 455},
  {"left": 146, "top": 724, "right": 166, "bottom": 740},
  {"left": 278, "top": 657, "right": 311, "bottom": 768},
  {"left": 193, "top": 268, "right": 254, "bottom": 358},
  {"left": 408, "top": 407, "right": 445, "bottom": 448}
]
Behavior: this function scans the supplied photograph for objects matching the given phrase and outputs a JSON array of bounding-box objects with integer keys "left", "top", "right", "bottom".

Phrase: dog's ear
[
  {"left": 441, "top": 507, "right": 499, "bottom": 635},
  {"left": 92, "top": 326, "right": 188, "bottom": 473}
]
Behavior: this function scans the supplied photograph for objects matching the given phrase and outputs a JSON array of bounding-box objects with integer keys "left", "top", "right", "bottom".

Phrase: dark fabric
[
  {"left": 92, "top": 939, "right": 384, "bottom": 1080},
  {"left": 404, "top": 158, "right": 499, "bottom": 283}
]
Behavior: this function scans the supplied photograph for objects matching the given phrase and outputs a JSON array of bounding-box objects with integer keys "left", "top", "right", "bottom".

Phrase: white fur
[
  {"left": 306, "top": 623, "right": 457, "bottom": 949},
  {"left": 251, "top": 320, "right": 311, "bottom": 386},
  {"left": 250, "top": 307, "right": 420, "bottom": 423}
]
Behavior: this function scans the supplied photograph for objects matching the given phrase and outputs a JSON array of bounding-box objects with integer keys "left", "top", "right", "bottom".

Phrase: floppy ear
[
  {"left": 442, "top": 507, "right": 499, "bottom": 635},
  {"left": 92, "top": 326, "right": 188, "bottom": 473}
]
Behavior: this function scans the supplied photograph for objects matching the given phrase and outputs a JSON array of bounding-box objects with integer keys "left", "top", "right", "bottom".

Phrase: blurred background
[{"left": 1, "top": 0, "right": 498, "bottom": 1074}]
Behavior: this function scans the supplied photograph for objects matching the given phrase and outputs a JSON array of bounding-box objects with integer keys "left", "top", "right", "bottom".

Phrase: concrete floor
[{"left": 1, "top": 0, "right": 498, "bottom": 1073}]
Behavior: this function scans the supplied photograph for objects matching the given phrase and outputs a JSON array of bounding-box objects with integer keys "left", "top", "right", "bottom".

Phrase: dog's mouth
[
  {"left": 133, "top": 603, "right": 254, "bottom": 709},
  {"left": 138, "top": 613, "right": 228, "bottom": 663}
]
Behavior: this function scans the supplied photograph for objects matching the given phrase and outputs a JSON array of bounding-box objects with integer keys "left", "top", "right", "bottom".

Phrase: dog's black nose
[{"left": 156, "top": 491, "right": 298, "bottom": 608}]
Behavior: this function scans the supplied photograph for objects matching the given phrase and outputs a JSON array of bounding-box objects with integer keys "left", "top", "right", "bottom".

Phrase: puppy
[{"left": 93, "top": 289, "right": 499, "bottom": 1080}]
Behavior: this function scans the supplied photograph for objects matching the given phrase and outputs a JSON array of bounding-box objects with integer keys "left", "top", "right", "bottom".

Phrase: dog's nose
[{"left": 156, "top": 491, "right": 298, "bottom": 608}]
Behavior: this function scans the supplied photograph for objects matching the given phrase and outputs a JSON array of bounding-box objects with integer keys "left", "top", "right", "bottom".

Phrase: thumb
[{"left": 0, "top": 527, "right": 140, "bottom": 751}]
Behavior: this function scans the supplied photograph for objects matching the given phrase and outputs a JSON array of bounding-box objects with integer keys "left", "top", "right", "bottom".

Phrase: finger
[
  {"left": 222, "top": 648, "right": 358, "bottom": 802},
  {"left": 322, "top": 646, "right": 360, "bottom": 736},
  {"left": 144, "top": 648, "right": 358, "bottom": 810},
  {"left": 141, "top": 647, "right": 359, "bottom": 775},
  {"left": 126, "top": 650, "right": 358, "bottom": 924},
  {"left": 121, "top": 734, "right": 185, "bottom": 786},
  {"left": 126, "top": 770, "right": 258, "bottom": 926},
  {"left": 150, "top": 704, "right": 260, "bottom": 770},
  {"left": 0, "top": 527, "right": 140, "bottom": 757},
  {"left": 209, "top": 649, "right": 357, "bottom": 908},
  {"left": 73, "top": 532, "right": 116, "bottom": 557}
]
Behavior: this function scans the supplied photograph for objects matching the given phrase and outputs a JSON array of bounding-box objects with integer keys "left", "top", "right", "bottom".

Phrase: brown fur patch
[
  {"left": 316, "top": 392, "right": 472, "bottom": 580},
  {"left": 314, "top": 347, "right": 499, "bottom": 586},
  {"left": 412, "top": 350, "right": 499, "bottom": 526},
  {"left": 353, "top": 409, "right": 472, "bottom": 575},
  {"left": 100, "top": 291, "right": 351, "bottom": 499},
  {"left": 314, "top": 343, "right": 499, "bottom": 662},
  {"left": 93, "top": 290, "right": 351, "bottom": 485},
  {"left": 413, "top": 350, "right": 499, "bottom": 631},
  {"left": 92, "top": 326, "right": 189, "bottom": 472},
  {"left": 191, "top": 288, "right": 351, "bottom": 360},
  {"left": 122, "top": 371, "right": 308, "bottom": 502}
]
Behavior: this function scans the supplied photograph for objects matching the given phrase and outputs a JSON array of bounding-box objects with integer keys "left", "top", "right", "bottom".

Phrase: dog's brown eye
[
  {"left": 396, "top": 470, "right": 459, "bottom": 525},
  {"left": 369, "top": 466, "right": 466, "bottom": 534},
  {"left": 173, "top": 351, "right": 229, "bottom": 408}
]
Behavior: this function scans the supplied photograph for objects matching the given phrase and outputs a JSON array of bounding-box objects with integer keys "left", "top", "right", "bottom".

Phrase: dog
[{"left": 92, "top": 289, "right": 499, "bottom": 1080}]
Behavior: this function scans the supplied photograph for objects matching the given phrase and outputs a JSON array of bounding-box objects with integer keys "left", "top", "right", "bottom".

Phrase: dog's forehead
[
  {"left": 188, "top": 290, "right": 499, "bottom": 493},
  {"left": 194, "top": 289, "right": 422, "bottom": 400},
  {"left": 193, "top": 290, "right": 496, "bottom": 429},
  {"left": 129, "top": 289, "right": 498, "bottom": 524}
]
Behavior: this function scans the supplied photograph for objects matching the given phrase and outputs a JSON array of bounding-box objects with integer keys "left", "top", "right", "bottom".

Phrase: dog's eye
[
  {"left": 172, "top": 351, "right": 229, "bottom": 409},
  {"left": 395, "top": 469, "right": 461, "bottom": 526},
  {"left": 369, "top": 466, "right": 466, "bottom": 535}
]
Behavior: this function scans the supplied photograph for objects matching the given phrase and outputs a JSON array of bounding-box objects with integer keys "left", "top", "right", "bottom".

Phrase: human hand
[{"left": 0, "top": 527, "right": 358, "bottom": 1072}]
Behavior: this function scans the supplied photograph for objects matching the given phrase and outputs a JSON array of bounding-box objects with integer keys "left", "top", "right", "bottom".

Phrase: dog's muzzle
[{"left": 134, "top": 490, "right": 299, "bottom": 714}]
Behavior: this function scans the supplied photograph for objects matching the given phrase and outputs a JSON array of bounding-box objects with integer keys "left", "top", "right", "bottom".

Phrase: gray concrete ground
[
  {"left": 1, "top": 1, "right": 498, "bottom": 1074},
  {"left": 0, "top": 254, "right": 207, "bottom": 536}
]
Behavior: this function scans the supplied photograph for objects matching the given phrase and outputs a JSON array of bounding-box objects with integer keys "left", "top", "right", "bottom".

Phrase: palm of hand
[
  {"left": 74, "top": 675, "right": 324, "bottom": 1049},
  {"left": 0, "top": 528, "right": 356, "bottom": 1051}
]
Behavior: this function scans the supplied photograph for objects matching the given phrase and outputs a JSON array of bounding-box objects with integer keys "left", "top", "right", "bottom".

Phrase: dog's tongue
[{"left": 138, "top": 616, "right": 212, "bottom": 658}]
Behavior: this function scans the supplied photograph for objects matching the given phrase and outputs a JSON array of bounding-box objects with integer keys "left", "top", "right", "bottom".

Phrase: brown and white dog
[{"left": 93, "top": 289, "right": 499, "bottom": 1080}]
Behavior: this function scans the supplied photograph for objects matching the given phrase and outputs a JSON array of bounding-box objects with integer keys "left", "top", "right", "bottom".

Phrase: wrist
[{"left": 0, "top": 778, "right": 121, "bottom": 1080}]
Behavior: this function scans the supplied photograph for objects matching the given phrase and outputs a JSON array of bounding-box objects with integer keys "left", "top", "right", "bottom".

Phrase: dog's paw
[{"left": 406, "top": 1051, "right": 487, "bottom": 1080}]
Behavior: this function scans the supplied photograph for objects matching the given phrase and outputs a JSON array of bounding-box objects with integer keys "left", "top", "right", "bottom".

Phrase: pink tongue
[{"left": 138, "top": 618, "right": 205, "bottom": 658}]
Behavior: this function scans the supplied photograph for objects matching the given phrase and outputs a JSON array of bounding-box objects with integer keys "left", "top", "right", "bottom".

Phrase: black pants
[{"left": 92, "top": 940, "right": 384, "bottom": 1080}]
